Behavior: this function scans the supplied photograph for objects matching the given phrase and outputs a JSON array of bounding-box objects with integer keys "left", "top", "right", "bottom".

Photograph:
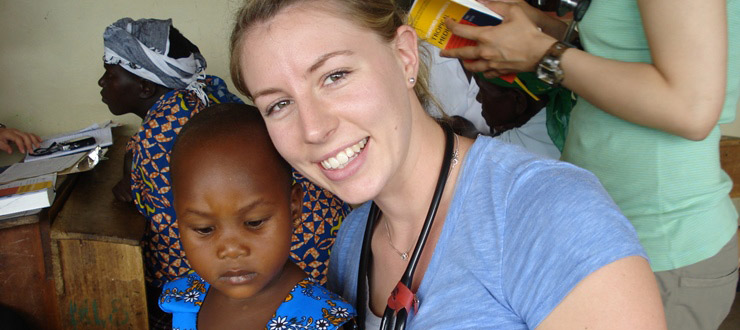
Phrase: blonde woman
[{"left": 229, "top": 0, "right": 666, "bottom": 328}]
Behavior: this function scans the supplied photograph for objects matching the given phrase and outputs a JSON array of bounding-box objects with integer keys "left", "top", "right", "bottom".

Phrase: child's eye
[
  {"left": 323, "top": 70, "right": 349, "bottom": 85},
  {"left": 266, "top": 99, "right": 293, "bottom": 116},
  {"left": 245, "top": 219, "right": 266, "bottom": 229},
  {"left": 192, "top": 226, "right": 214, "bottom": 236}
]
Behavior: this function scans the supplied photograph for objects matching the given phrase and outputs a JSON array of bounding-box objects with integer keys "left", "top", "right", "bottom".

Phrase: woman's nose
[
  {"left": 298, "top": 97, "right": 338, "bottom": 144},
  {"left": 98, "top": 74, "right": 105, "bottom": 88}
]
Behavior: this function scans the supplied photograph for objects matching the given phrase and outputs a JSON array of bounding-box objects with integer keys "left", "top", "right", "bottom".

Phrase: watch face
[
  {"left": 536, "top": 42, "right": 569, "bottom": 85},
  {"left": 537, "top": 58, "right": 564, "bottom": 85}
]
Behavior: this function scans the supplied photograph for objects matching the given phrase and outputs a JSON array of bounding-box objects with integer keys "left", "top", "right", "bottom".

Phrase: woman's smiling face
[{"left": 239, "top": 3, "right": 420, "bottom": 204}]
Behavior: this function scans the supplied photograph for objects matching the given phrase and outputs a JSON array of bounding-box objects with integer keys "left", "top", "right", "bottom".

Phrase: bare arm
[
  {"left": 441, "top": 0, "right": 728, "bottom": 140},
  {"left": 0, "top": 127, "right": 42, "bottom": 154},
  {"left": 537, "top": 256, "right": 666, "bottom": 330},
  {"left": 112, "top": 150, "right": 133, "bottom": 202}
]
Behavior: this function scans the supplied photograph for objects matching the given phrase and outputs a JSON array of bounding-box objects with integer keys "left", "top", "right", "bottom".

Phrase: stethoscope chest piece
[{"left": 387, "top": 282, "right": 419, "bottom": 316}]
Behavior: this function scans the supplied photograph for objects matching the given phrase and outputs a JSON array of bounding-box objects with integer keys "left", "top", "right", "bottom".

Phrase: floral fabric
[{"left": 160, "top": 271, "right": 356, "bottom": 330}]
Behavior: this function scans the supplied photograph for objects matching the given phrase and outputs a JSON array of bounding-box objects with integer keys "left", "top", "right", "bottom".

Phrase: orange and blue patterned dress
[
  {"left": 128, "top": 76, "right": 350, "bottom": 288},
  {"left": 159, "top": 271, "right": 356, "bottom": 330}
]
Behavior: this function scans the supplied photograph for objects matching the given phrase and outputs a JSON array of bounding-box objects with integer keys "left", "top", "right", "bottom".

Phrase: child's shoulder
[
  {"left": 159, "top": 271, "right": 210, "bottom": 314},
  {"left": 268, "top": 278, "right": 356, "bottom": 330}
]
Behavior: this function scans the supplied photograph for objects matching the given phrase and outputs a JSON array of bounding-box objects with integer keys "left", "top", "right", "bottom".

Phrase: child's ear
[{"left": 289, "top": 183, "right": 303, "bottom": 229}]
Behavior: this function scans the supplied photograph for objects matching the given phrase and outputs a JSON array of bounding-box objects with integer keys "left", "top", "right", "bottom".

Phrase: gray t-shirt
[{"left": 328, "top": 136, "right": 646, "bottom": 329}]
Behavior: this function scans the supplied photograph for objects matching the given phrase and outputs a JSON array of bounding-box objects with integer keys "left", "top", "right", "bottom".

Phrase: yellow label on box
[{"left": 410, "top": 0, "right": 470, "bottom": 49}]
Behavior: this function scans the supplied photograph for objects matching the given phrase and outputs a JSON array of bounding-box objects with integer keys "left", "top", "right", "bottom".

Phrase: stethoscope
[{"left": 356, "top": 123, "right": 455, "bottom": 330}]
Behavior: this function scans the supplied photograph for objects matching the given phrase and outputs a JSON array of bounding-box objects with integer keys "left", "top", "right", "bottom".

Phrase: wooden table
[
  {"left": 0, "top": 209, "right": 60, "bottom": 328},
  {"left": 0, "top": 131, "right": 149, "bottom": 329},
  {"left": 51, "top": 132, "right": 148, "bottom": 329}
]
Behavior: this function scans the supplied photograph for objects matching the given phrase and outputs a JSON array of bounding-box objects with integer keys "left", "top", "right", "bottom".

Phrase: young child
[{"left": 159, "top": 103, "right": 356, "bottom": 329}]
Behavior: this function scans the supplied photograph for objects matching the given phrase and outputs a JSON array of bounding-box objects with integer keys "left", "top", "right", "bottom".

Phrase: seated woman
[
  {"left": 100, "top": 17, "right": 244, "bottom": 329},
  {"left": 229, "top": 0, "right": 666, "bottom": 328},
  {"left": 100, "top": 16, "right": 350, "bottom": 329}
]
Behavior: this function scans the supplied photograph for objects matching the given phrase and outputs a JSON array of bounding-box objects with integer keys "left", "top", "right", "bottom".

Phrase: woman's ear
[
  {"left": 138, "top": 79, "right": 158, "bottom": 99},
  {"left": 393, "top": 25, "right": 420, "bottom": 84},
  {"left": 289, "top": 183, "right": 304, "bottom": 229}
]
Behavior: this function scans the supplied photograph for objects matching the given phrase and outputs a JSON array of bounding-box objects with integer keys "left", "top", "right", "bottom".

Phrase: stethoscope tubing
[{"left": 357, "top": 123, "right": 456, "bottom": 329}]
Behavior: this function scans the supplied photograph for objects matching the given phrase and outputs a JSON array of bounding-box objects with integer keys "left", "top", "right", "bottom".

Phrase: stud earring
[{"left": 409, "top": 77, "right": 416, "bottom": 84}]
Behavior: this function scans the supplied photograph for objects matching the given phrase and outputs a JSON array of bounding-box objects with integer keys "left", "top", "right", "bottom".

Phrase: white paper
[
  {"left": 0, "top": 173, "right": 57, "bottom": 217},
  {"left": 0, "top": 208, "right": 41, "bottom": 221},
  {"left": 23, "top": 123, "right": 114, "bottom": 162},
  {"left": 0, "top": 173, "right": 57, "bottom": 190},
  {"left": 0, "top": 153, "right": 85, "bottom": 184}
]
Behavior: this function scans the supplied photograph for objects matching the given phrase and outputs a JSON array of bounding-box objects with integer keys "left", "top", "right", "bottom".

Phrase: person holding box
[{"left": 441, "top": 1, "right": 740, "bottom": 329}]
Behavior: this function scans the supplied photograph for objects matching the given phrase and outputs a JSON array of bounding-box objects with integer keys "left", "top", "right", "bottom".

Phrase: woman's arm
[
  {"left": 537, "top": 256, "right": 666, "bottom": 330},
  {"left": 441, "top": 0, "right": 728, "bottom": 140},
  {"left": 112, "top": 150, "right": 133, "bottom": 202}
]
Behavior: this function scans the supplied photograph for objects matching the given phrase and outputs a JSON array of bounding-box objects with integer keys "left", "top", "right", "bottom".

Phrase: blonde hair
[{"left": 229, "top": 0, "right": 437, "bottom": 111}]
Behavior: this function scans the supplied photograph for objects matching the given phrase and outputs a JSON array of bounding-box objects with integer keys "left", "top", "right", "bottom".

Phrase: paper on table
[
  {"left": 0, "top": 208, "right": 41, "bottom": 221},
  {"left": 0, "top": 153, "right": 85, "bottom": 184},
  {"left": 23, "top": 123, "right": 114, "bottom": 162},
  {"left": 0, "top": 173, "right": 57, "bottom": 217}
]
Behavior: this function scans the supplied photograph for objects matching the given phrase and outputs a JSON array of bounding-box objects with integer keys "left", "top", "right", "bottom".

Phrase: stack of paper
[
  {"left": 24, "top": 121, "right": 114, "bottom": 162},
  {"left": 0, "top": 173, "right": 57, "bottom": 217}
]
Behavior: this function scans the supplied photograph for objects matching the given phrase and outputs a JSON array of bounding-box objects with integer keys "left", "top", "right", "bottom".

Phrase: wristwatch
[{"left": 536, "top": 41, "right": 570, "bottom": 86}]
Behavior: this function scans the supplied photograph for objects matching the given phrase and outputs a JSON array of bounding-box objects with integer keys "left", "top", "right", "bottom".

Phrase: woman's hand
[
  {"left": 112, "top": 177, "right": 133, "bottom": 202},
  {"left": 0, "top": 127, "right": 42, "bottom": 154},
  {"left": 439, "top": 0, "right": 558, "bottom": 78}
]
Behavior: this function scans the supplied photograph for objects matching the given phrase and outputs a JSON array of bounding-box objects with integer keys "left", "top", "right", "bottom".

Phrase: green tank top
[{"left": 562, "top": 0, "right": 740, "bottom": 271}]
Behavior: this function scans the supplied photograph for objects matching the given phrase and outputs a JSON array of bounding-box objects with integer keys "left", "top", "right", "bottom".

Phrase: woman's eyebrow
[
  {"left": 252, "top": 87, "right": 282, "bottom": 100},
  {"left": 252, "top": 50, "right": 355, "bottom": 100},
  {"left": 307, "top": 50, "right": 354, "bottom": 74}
]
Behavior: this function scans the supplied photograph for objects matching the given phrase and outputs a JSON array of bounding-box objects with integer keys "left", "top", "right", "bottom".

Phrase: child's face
[{"left": 173, "top": 137, "right": 302, "bottom": 300}]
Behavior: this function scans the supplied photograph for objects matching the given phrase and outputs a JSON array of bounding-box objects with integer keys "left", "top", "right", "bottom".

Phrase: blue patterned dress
[{"left": 159, "top": 271, "right": 356, "bottom": 330}]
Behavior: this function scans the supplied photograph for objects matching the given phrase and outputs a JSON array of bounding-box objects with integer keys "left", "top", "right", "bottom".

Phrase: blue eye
[
  {"left": 267, "top": 99, "right": 294, "bottom": 116},
  {"left": 323, "top": 70, "right": 348, "bottom": 85}
]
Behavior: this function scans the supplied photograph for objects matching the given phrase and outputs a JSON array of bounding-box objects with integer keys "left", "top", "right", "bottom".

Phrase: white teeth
[
  {"left": 321, "top": 138, "right": 368, "bottom": 170},
  {"left": 336, "top": 152, "right": 349, "bottom": 164},
  {"left": 328, "top": 157, "right": 340, "bottom": 168}
]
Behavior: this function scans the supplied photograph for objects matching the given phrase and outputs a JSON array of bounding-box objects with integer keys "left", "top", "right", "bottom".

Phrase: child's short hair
[{"left": 171, "top": 103, "right": 293, "bottom": 187}]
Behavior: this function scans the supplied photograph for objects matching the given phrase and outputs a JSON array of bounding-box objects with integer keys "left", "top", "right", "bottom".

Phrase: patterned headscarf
[{"left": 103, "top": 18, "right": 208, "bottom": 103}]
